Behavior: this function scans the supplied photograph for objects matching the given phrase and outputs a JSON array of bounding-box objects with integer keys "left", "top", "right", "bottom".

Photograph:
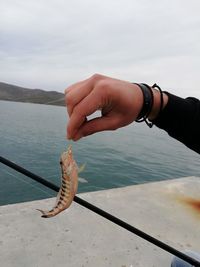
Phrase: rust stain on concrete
[{"left": 176, "top": 195, "right": 200, "bottom": 217}]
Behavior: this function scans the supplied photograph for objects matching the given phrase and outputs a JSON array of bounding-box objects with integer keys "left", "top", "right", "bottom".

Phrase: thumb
[{"left": 73, "top": 116, "right": 120, "bottom": 141}]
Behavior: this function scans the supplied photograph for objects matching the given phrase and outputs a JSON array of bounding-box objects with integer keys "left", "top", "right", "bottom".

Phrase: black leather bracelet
[{"left": 135, "top": 83, "right": 154, "bottom": 123}]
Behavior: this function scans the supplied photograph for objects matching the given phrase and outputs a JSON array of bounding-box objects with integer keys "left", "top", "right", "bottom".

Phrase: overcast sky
[{"left": 1, "top": 0, "right": 200, "bottom": 97}]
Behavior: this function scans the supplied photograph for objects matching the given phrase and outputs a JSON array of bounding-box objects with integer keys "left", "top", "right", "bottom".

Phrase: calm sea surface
[{"left": 0, "top": 100, "right": 199, "bottom": 205}]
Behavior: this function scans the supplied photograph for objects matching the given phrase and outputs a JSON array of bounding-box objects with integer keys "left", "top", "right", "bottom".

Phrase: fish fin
[
  {"left": 78, "top": 177, "right": 88, "bottom": 183},
  {"left": 78, "top": 163, "right": 86, "bottom": 173}
]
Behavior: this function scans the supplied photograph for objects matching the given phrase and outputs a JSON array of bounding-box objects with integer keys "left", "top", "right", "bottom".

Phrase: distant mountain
[{"left": 0, "top": 82, "right": 65, "bottom": 106}]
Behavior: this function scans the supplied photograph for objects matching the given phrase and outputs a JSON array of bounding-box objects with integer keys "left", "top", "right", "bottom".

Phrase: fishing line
[
  {"left": 1, "top": 155, "right": 200, "bottom": 267},
  {"left": 1, "top": 168, "right": 52, "bottom": 197},
  {"left": 43, "top": 97, "right": 65, "bottom": 105},
  {"left": 4, "top": 96, "right": 65, "bottom": 105}
]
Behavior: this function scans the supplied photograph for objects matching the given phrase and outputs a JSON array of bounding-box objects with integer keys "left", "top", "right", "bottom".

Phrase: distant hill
[{"left": 0, "top": 82, "right": 65, "bottom": 106}]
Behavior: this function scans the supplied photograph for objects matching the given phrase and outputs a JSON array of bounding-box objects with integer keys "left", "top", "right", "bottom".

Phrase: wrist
[
  {"left": 134, "top": 83, "right": 168, "bottom": 127},
  {"left": 135, "top": 83, "right": 153, "bottom": 121}
]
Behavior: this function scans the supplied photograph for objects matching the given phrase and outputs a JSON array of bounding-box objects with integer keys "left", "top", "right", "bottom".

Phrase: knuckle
[
  {"left": 65, "top": 92, "right": 74, "bottom": 106},
  {"left": 96, "top": 79, "right": 108, "bottom": 89},
  {"left": 90, "top": 74, "right": 110, "bottom": 95},
  {"left": 90, "top": 73, "right": 102, "bottom": 82},
  {"left": 65, "top": 94, "right": 71, "bottom": 106},
  {"left": 64, "top": 85, "right": 72, "bottom": 95},
  {"left": 94, "top": 79, "right": 111, "bottom": 98},
  {"left": 64, "top": 88, "right": 68, "bottom": 94}
]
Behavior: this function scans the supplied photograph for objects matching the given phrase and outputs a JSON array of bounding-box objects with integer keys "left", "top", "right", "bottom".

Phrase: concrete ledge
[{"left": 1, "top": 176, "right": 200, "bottom": 267}]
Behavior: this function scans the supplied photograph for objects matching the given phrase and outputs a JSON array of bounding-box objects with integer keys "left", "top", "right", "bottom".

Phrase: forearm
[
  {"left": 148, "top": 90, "right": 200, "bottom": 154},
  {"left": 65, "top": 73, "right": 200, "bottom": 151}
]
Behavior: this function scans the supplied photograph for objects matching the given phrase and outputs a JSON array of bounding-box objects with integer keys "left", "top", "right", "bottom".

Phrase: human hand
[{"left": 65, "top": 74, "right": 144, "bottom": 141}]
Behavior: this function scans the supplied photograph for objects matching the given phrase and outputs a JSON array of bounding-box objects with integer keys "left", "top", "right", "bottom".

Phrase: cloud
[{"left": 0, "top": 0, "right": 200, "bottom": 97}]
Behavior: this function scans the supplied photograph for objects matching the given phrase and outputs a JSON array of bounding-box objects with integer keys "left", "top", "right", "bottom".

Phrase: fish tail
[{"left": 36, "top": 209, "right": 56, "bottom": 218}]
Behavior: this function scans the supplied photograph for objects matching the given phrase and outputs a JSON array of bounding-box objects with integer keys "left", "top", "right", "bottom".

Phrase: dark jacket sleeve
[{"left": 153, "top": 92, "right": 200, "bottom": 154}]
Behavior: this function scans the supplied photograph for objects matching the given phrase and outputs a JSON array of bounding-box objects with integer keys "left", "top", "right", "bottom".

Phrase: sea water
[{"left": 0, "top": 100, "right": 199, "bottom": 205}]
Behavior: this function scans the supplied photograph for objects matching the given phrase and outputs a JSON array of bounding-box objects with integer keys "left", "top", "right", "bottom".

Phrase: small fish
[{"left": 37, "top": 145, "right": 80, "bottom": 218}]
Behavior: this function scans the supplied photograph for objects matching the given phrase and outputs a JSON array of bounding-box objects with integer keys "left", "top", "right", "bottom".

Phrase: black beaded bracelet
[{"left": 135, "top": 83, "right": 154, "bottom": 128}]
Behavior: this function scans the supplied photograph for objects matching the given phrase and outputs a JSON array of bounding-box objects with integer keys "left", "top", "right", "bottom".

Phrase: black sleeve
[{"left": 153, "top": 92, "right": 200, "bottom": 154}]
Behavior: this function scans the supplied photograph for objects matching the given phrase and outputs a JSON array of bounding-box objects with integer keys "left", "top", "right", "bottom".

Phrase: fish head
[{"left": 60, "top": 145, "right": 74, "bottom": 169}]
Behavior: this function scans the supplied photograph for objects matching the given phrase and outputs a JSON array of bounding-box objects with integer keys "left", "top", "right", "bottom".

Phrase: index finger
[
  {"left": 65, "top": 77, "right": 94, "bottom": 116},
  {"left": 67, "top": 89, "right": 102, "bottom": 139}
]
